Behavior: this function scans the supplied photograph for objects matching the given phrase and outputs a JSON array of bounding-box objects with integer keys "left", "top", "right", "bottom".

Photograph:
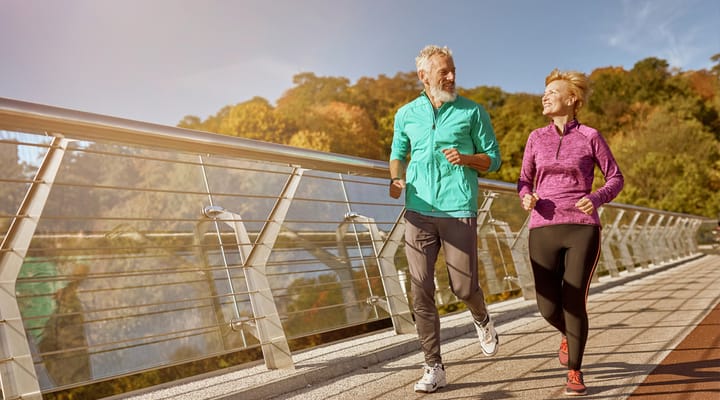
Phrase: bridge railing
[{"left": 0, "top": 97, "right": 708, "bottom": 399}]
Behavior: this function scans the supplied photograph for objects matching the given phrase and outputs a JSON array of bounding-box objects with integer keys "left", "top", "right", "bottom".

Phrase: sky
[{"left": 2, "top": 0, "right": 719, "bottom": 127}]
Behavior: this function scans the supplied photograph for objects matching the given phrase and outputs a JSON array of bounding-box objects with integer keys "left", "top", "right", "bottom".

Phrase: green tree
[
  {"left": 586, "top": 66, "right": 633, "bottom": 134},
  {"left": 709, "top": 53, "right": 720, "bottom": 77},
  {"left": 460, "top": 85, "right": 507, "bottom": 112},
  {"left": 611, "top": 104, "right": 720, "bottom": 215},
  {"left": 477, "top": 92, "right": 545, "bottom": 182},
  {"left": 629, "top": 57, "right": 671, "bottom": 104},
  {"left": 348, "top": 72, "right": 420, "bottom": 158},
  {"left": 288, "top": 129, "right": 332, "bottom": 152},
  {"left": 217, "top": 97, "right": 289, "bottom": 143},
  {"left": 302, "top": 101, "right": 383, "bottom": 160},
  {"left": 276, "top": 72, "right": 351, "bottom": 129}
]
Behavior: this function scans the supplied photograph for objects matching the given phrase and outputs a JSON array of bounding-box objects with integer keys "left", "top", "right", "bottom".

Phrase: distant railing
[{"left": 0, "top": 97, "right": 708, "bottom": 399}]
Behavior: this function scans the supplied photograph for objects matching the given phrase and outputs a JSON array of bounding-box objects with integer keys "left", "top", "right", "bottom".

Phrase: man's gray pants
[{"left": 404, "top": 210, "right": 490, "bottom": 366}]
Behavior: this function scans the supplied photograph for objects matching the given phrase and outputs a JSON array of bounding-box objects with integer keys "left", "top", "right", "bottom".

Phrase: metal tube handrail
[
  {"left": 1, "top": 96, "right": 711, "bottom": 223},
  {"left": 0, "top": 97, "right": 387, "bottom": 177}
]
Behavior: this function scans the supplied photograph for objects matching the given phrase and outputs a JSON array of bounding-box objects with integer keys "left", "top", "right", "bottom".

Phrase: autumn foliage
[{"left": 178, "top": 57, "right": 720, "bottom": 218}]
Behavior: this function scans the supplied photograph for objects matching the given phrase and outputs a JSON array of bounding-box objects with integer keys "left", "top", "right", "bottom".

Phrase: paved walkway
[
  {"left": 116, "top": 254, "right": 720, "bottom": 400},
  {"left": 629, "top": 294, "right": 720, "bottom": 399}
]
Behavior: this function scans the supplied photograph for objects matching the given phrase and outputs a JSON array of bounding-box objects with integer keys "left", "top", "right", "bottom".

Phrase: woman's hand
[
  {"left": 575, "top": 197, "right": 594, "bottom": 215},
  {"left": 522, "top": 193, "right": 539, "bottom": 211}
]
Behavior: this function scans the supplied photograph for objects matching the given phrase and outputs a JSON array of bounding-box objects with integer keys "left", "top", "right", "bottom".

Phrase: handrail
[
  {"left": 0, "top": 96, "right": 712, "bottom": 223},
  {"left": 0, "top": 96, "right": 388, "bottom": 177}
]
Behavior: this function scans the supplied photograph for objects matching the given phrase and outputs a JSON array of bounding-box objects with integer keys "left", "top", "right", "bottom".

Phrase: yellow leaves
[{"left": 288, "top": 130, "right": 332, "bottom": 152}]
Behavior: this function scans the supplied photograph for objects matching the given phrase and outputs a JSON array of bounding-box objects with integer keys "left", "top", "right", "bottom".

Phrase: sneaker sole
[
  {"left": 564, "top": 389, "right": 587, "bottom": 396},
  {"left": 481, "top": 338, "right": 499, "bottom": 356},
  {"left": 414, "top": 382, "right": 447, "bottom": 393}
]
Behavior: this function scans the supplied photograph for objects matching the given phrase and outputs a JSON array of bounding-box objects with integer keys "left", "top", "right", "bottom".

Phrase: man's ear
[{"left": 418, "top": 70, "right": 427, "bottom": 85}]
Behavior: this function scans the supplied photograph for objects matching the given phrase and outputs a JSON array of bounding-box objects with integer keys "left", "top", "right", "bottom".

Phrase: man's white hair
[{"left": 415, "top": 45, "right": 453, "bottom": 73}]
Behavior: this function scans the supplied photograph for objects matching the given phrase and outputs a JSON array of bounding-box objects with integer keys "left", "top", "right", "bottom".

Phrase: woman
[{"left": 517, "top": 69, "right": 624, "bottom": 396}]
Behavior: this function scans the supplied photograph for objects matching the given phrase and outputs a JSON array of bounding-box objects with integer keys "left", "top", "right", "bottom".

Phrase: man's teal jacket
[{"left": 390, "top": 93, "right": 501, "bottom": 216}]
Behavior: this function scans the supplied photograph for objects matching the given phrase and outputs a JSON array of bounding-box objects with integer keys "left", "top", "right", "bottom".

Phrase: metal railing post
[
  {"left": 0, "top": 136, "right": 69, "bottom": 400},
  {"left": 598, "top": 208, "right": 621, "bottom": 277},
  {"left": 617, "top": 211, "right": 640, "bottom": 271},
  {"left": 373, "top": 211, "right": 416, "bottom": 334},
  {"left": 233, "top": 168, "right": 305, "bottom": 370}
]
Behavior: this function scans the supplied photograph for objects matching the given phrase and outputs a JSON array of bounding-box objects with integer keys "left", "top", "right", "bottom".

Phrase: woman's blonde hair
[{"left": 545, "top": 68, "right": 589, "bottom": 114}]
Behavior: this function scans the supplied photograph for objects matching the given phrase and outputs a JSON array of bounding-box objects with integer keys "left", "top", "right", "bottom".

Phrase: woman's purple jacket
[{"left": 517, "top": 119, "right": 624, "bottom": 229}]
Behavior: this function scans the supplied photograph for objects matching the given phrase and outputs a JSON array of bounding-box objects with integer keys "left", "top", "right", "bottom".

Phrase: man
[{"left": 389, "top": 45, "right": 502, "bottom": 393}]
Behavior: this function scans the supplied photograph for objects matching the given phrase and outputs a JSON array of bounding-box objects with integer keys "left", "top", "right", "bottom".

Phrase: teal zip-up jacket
[{"left": 390, "top": 93, "right": 501, "bottom": 216}]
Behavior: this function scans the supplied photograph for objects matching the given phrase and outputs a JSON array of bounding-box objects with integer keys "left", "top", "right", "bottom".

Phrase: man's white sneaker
[
  {"left": 413, "top": 363, "right": 446, "bottom": 393},
  {"left": 475, "top": 316, "right": 499, "bottom": 356}
]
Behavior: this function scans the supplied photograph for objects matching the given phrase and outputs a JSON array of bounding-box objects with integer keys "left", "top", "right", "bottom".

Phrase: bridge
[
  {"left": 0, "top": 97, "right": 717, "bottom": 399},
  {"left": 120, "top": 254, "right": 720, "bottom": 399}
]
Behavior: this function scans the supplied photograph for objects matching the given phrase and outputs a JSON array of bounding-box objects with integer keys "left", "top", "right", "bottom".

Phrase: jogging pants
[
  {"left": 528, "top": 224, "right": 601, "bottom": 370},
  {"left": 404, "top": 210, "right": 489, "bottom": 366}
]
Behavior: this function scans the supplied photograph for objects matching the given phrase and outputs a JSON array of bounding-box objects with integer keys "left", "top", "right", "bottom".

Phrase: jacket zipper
[
  {"left": 428, "top": 94, "right": 438, "bottom": 212},
  {"left": 555, "top": 134, "right": 563, "bottom": 159}
]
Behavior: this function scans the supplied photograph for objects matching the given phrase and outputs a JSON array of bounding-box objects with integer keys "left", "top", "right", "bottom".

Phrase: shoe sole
[
  {"left": 414, "top": 382, "right": 447, "bottom": 393},
  {"left": 481, "top": 337, "right": 499, "bottom": 356},
  {"left": 564, "top": 390, "right": 587, "bottom": 396}
]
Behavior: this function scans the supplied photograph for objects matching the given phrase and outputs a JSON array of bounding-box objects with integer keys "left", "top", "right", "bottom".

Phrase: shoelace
[
  {"left": 421, "top": 366, "right": 440, "bottom": 381},
  {"left": 560, "top": 338, "right": 568, "bottom": 353},
  {"left": 567, "top": 370, "right": 584, "bottom": 384}
]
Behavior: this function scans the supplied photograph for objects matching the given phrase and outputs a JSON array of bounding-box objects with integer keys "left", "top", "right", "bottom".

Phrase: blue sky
[{"left": 1, "top": 0, "right": 719, "bottom": 126}]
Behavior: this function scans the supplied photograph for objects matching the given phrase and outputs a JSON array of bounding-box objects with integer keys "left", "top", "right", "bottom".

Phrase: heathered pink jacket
[{"left": 517, "top": 120, "right": 624, "bottom": 229}]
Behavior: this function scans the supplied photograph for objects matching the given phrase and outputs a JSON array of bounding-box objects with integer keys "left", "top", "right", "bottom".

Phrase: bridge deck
[{"left": 115, "top": 254, "right": 720, "bottom": 400}]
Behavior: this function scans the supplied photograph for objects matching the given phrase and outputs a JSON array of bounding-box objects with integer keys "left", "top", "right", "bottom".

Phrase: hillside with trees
[{"left": 178, "top": 56, "right": 720, "bottom": 218}]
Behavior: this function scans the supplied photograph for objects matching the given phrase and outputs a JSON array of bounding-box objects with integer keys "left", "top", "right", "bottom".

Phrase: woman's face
[{"left": 542, "top": 79, "right": 576, "bottom": 118}]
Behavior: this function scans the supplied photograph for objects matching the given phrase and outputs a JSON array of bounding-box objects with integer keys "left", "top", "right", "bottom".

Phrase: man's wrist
[{"left": 390, "top": 177, "right": 402, "bottom": 184}]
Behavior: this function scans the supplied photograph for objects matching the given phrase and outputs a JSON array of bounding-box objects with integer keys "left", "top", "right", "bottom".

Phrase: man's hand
[
  {"left": 441, "top": 148, "right": 464, "bottom": 165},
  {"left": 575, "top": 197, "right": 594, "bottom": 215},
  {"left": 389, "top": 179, "right": 405, "bottom": 199}
]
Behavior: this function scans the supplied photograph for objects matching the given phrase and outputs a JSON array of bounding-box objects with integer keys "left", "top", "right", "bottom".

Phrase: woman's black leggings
[{"left": 528, "top": 224, "right": 601, "bottom": 370}]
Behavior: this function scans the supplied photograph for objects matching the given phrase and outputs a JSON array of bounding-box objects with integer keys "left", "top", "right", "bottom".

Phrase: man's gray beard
[{"left": 429, "top": 84, "right": 457, "bottom": 103}]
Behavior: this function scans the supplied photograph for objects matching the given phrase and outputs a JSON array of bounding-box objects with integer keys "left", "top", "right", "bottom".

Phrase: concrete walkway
[{"left": 115, "top": 254, "right": 720, "bottom": 400}]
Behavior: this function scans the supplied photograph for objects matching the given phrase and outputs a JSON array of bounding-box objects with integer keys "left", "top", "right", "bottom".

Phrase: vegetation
[{"left": 179, "top": 56, "right": 720, "bottom": 218}]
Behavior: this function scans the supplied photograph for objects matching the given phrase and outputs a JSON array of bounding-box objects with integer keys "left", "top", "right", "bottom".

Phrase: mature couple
[{"left": 389, "top": 45, "right": 624, "bottom": 396}]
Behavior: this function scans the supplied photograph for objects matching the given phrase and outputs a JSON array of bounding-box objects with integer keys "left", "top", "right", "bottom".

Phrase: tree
[
  {"left": 629, "top": 57, "right": 671, "bottom": 103},
  {"left": 710, "top": 53, "right": 720, "bottom": 77},
  {"left": 348, "top": 72, "right": 420, "bottom": 158},
  {"left": 460, "top": 86, "right": 507, "bottom": 112},
  {"left": 610, "top": 104, "right": 720, "bottom": 216},
  {"left": 217, "top": 97, "right": 289, "bottom": 143},
  {"left": 586, "top": 66, "right": 633, "bottom": 134},
  {"left": 275, "top": 73, "right": 351, "bottom": 129},
  {"left": 177, "top": 115, "right": 203, "bottom": 130},
  {"left": 171, "top": 54, "right": 720, "bottom": 217},
  {"left": 288, "top": 129, "right": 332, "bottom": 152},
  {"left": 470, "top": 91, "right": 544, "bottom": 183},
  {"left": 303, "top": 101, "right": 384, "bottom": 160}
]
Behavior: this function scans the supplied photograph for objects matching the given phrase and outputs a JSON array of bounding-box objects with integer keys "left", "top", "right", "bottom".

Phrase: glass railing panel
[
  {"left": 0, "top": 130, "right": 52, "bottom": 235},
  {"left": 14, "top": 140, "right": 295, "bottom": 389}
]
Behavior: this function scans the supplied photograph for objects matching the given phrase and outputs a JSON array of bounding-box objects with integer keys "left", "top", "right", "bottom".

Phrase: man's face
[{"left": 423, "top": 54, "right": 456, "bottom": 103}]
